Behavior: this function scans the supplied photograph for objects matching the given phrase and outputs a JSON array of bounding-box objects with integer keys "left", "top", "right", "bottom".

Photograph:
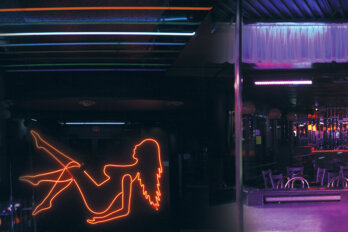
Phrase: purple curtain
[{"left": 242, "top": 23, "right": 348, "bottom": 63}]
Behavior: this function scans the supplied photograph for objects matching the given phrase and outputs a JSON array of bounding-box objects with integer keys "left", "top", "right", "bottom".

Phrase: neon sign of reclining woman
[{"left": 20, "top": 130, "right": 163, "bottom": 225}]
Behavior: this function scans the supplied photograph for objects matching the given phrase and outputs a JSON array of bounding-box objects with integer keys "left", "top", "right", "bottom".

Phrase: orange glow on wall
[
  {"left": 308, "top": 124, "right": 312, "bottom": 131},
  {"left": 312, "top": 125, "right": 317, "bottom": 132},
  {"left": 20, "top": 130, "right": 163, "bottom": 225}
]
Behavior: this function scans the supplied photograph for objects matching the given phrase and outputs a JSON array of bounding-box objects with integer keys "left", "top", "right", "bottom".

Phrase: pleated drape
[{"left": 242, "top": 23, "right": 348, "bottom": 63}]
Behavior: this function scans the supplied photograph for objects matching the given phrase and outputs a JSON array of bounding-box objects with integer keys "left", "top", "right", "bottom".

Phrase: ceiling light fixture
[
  {"left": 254, "top": 80, "right": 312, "bottom": 86},
  {"left": 0, "top": 31, "right": 195, "bottom": 37},
  {"left": 0, "top": 42, "right": 186, "bottom": 47},
  {"left": 7, "top": 68, "right": 167, "bottom": 72},
  {"left": 3, "top": 63, "right": 171, "bottom": 68},
  {"left": 60, "top": 122, "right": 126, "bottom": 125},
  {"left": 0, "top": 6, "right": 213, "bottom": 12}
]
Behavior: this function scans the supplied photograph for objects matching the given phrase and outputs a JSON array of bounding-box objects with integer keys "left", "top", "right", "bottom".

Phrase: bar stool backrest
[
  {"left": 316, "top": 167, "right": 326, "bottom": 186},
  {"left": 287, "top": 167, "right": 304, "bottom": 178},
  {"left": 262, "top": 169, "right": 274, "bottom": 189},
  {"left": 339, "top": 166, "right": 348, "bottom": 178},
  {"left": 327, "top": 171, "right": 338, "bottom": 186},
  {"left": 271, "top": 173, "right": 284, "bottom": 189}
]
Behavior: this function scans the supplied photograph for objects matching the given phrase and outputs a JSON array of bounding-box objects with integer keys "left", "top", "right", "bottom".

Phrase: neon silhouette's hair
[{"left": 133, "top": 139, "right": 163, "bottom": 210}]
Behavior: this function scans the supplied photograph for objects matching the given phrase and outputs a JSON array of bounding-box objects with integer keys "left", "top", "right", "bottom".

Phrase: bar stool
[
  {"left": 315, "top": 167, "right": 326, "bottom": 187},
  {"left": 326, "top": 166, "right": 348, "bottom": 188},
  {"left": 339, "top": 166, "right": 348, "bottom": 179},
  {"left": 286, "top": 167, "right": 304, "bottom": 178},
  {"left": 327, "top": 171, "right": 339, "bottom": 188},
  {"left": 284, "top": 176, "right": 310, "bottom": 189},
  {"left": 262, "top": 169, "right": 284, "bottom": 190},
  {"left": 285, "top": 167, "right": 309, "bottom": 189}
]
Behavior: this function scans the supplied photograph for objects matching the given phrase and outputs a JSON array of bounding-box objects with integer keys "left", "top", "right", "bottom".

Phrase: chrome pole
[{"left": 234, "top": 0, "right": 243, "bottom": 231}]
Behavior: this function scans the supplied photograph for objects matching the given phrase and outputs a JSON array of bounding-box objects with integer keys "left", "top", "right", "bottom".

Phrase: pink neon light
[{"left": 254, "top": 80, "right": 312, "bottom": 86}]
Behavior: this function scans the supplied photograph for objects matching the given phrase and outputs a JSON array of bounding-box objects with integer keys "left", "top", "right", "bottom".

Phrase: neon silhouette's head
[{"left": 132, "top": 139, "right": 163, "bottom": 210}]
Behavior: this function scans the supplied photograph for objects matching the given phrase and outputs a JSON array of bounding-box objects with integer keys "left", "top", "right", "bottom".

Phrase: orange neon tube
[
  {"left": 0, "top": 6, "right": 212, "bottom": 12},
  {"left": 20, "top": 130, "right": 163, "bottom": 225}
]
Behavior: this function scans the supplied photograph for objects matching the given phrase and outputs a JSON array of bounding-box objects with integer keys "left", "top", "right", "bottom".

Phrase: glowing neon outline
[
  {"left": 60, "top": 122, "right": 126, "bottom": 125},
  {"left": 0, "top": 21, "right": 201, "bottom": 26},
  {"left": 0, "top": 6, "right": 213, "bottom": 12},
  {"left": 3, "top": 63, "right": 171, "bottom": 68},
  {"left": 0, "top": 32, "right": 195, "bottom": 37},
  {"left": 20, "top": 130, "right": 163, "bottom": 225},
  {"left": 7, "top": 68, "right": 167, "bottom": 72},
  {"left": 0, "top": 42, "right": 185, "bottom": 47}
]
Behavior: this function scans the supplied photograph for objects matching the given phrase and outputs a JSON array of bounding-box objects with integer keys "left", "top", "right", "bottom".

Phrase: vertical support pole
[
  {"left": 10, "top": 164, "right": 15, "bottom": 232},
  {"left": 234, "top": 0, "right": 243, "bottom": 231}
]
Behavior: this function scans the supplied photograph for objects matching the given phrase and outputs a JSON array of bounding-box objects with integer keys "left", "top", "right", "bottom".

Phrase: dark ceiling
[
  {"left": 0, "top": 0, "right": 212, "bottom": 72},
  {"left": 2, "top": 0, "right": 348, "bottom": 119},
  {"left": 0, "top": 0, "right": 217, "bottom": 120},
  {"left": 215, "top": 0, "right": 348, "bottom": 22}
]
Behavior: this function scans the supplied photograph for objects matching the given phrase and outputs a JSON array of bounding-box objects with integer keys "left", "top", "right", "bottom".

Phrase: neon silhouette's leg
[
  {"left": 32, "top": 168, "right": 74, "bottom": 215},
  {"left": 30, "top": 130, "right": 79, "bottom": 167},
  {"left": 19, "top": 168, "right": 69, "bottom": 186},
  {"left": 86, "top": 174, "right": 133, "bottom": 224}
]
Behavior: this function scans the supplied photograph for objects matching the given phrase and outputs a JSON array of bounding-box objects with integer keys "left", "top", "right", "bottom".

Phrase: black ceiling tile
[{"left": 243, "top": 0, "right": 265, "bottom": 20}]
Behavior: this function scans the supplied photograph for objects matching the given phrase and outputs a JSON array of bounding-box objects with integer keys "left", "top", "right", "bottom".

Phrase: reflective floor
[{"left": 210, "top": 202, "right": 348, "bottom": 232}]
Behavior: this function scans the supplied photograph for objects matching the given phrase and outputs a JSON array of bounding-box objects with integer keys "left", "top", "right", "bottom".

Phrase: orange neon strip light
[
  {"left": 20, "top": 130, "right": 163, "bottom": 225},
  {"left": 0, "top": 6, "right": 212, "bottom": 12}
]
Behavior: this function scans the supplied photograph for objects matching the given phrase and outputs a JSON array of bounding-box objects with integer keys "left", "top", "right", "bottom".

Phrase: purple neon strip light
[
  {"left": 6, "top": 68, "right": 167, "bottom": 72},
  {"left": 254, "top": 80, "right": 312, "bottom": 86},
  {"left": 265, "top": 195, "right": 341, "bottom": 202}
]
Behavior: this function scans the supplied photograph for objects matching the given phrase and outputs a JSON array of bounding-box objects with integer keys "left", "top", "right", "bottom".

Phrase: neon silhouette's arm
[{"left": 83, "top": 170, "right": 110, "bottom": 187}]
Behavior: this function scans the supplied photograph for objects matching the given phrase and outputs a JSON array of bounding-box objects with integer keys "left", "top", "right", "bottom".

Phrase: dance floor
[{"left": 209, "top": 202, "right": 348, "bottom": 232}]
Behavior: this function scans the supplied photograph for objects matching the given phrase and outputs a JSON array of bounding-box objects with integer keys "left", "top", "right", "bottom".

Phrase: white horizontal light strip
[
  {"left": 0, "top": 31, "right": 195, "bottom": 37},
  {"left": 254, "top": 80, "right": 312, "bottom": 86},
  {"left": 60, "top": 122, "right": 126, "bottom": 125},
  {"left": 265, "top": 195, "right": 341, "bottom": 202}
]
